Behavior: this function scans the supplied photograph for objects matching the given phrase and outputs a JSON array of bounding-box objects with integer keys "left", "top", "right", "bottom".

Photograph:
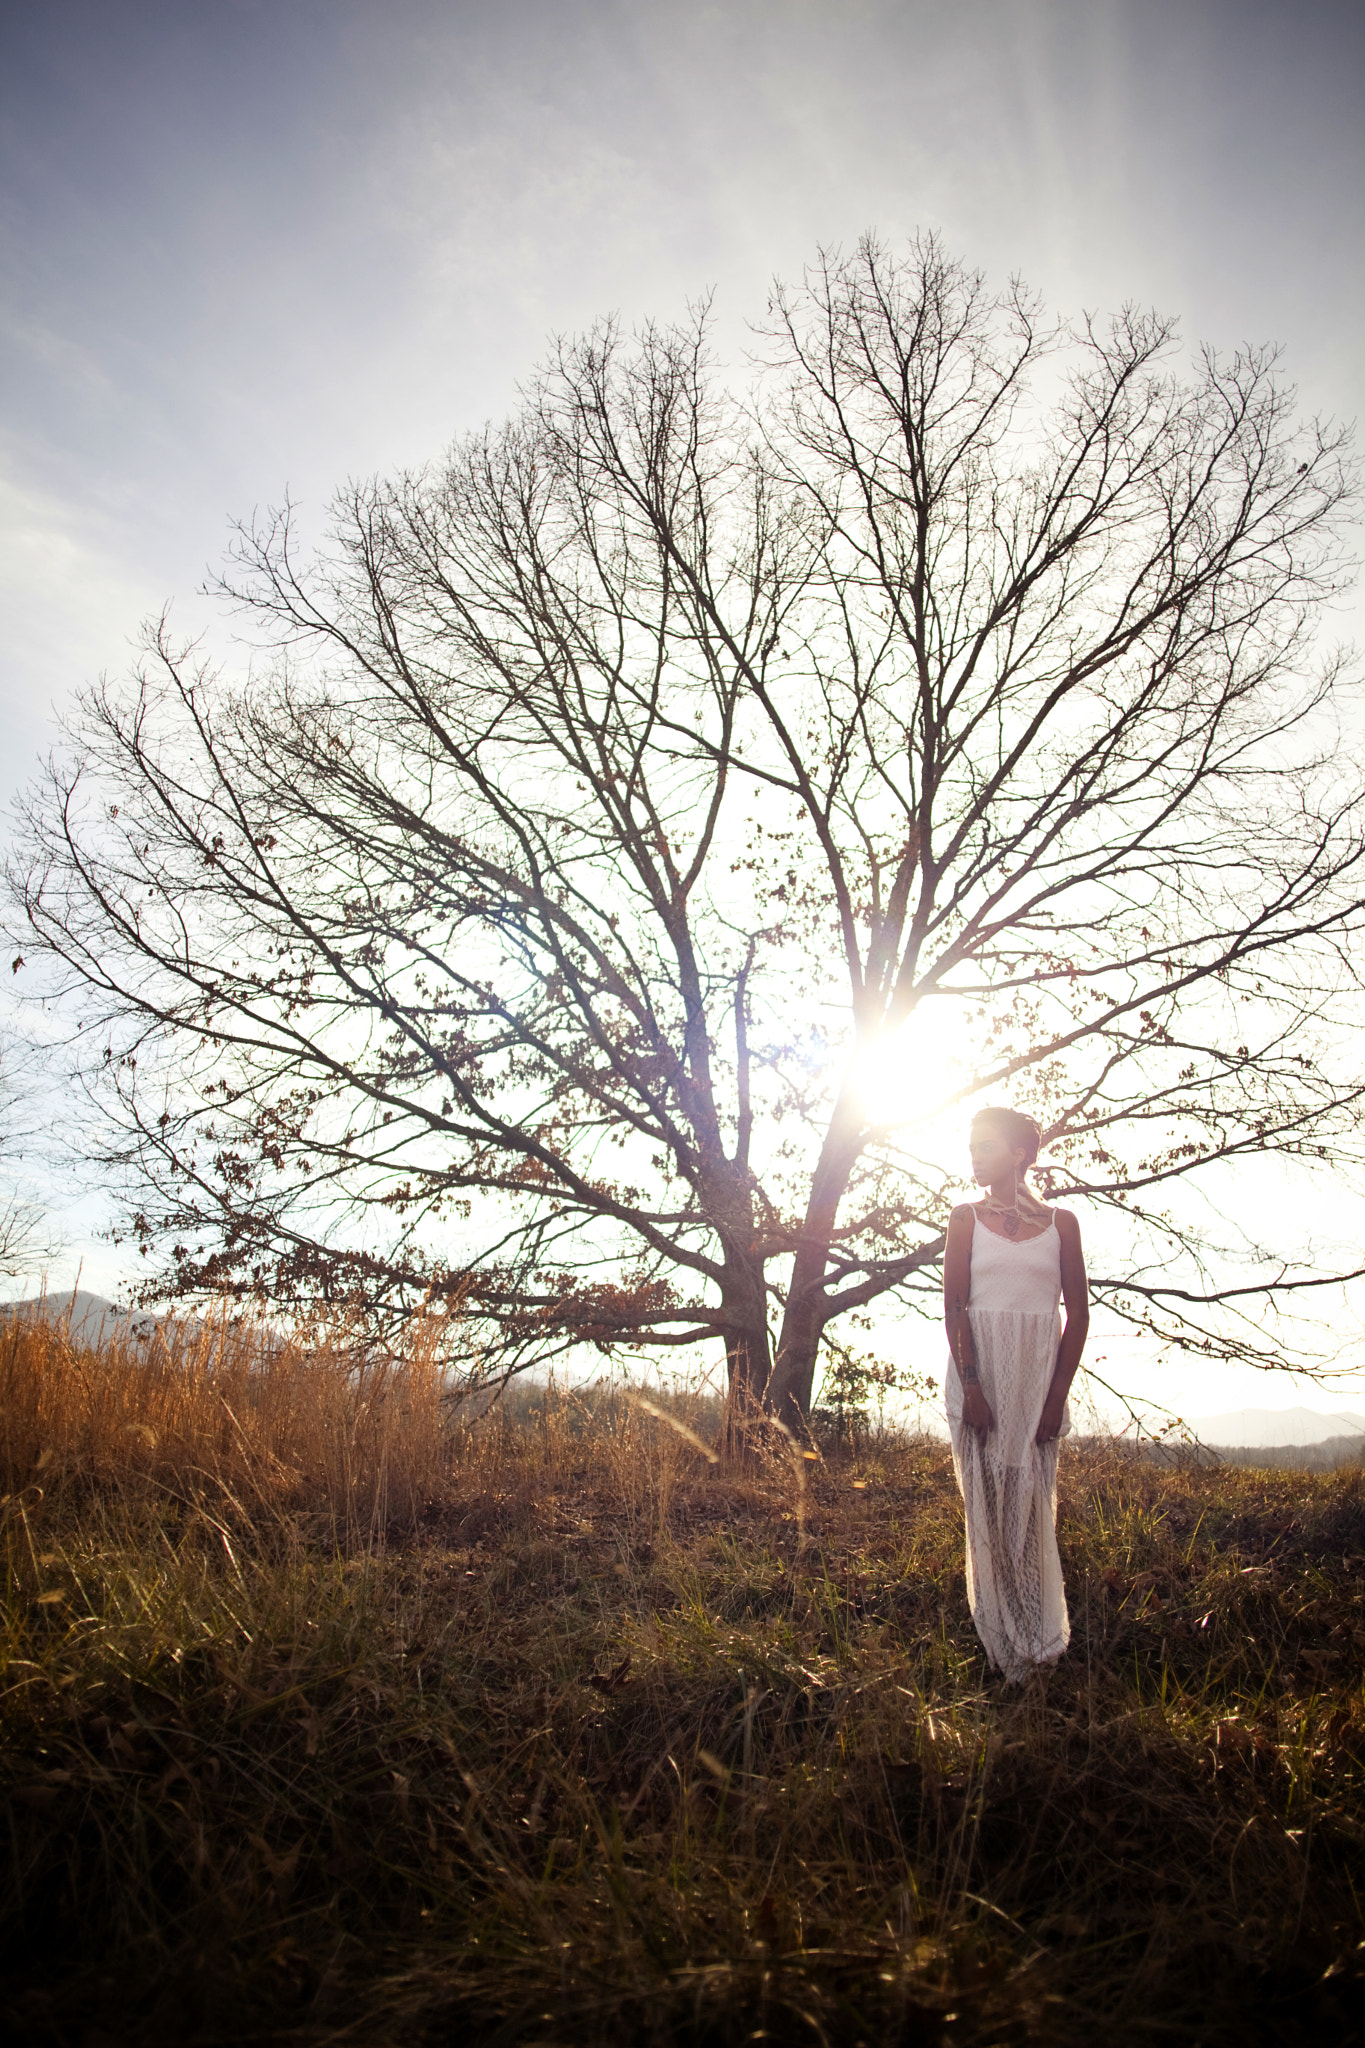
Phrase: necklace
[{"left": 979, "top": 1189, "right": 1024, "bottom": 1238}]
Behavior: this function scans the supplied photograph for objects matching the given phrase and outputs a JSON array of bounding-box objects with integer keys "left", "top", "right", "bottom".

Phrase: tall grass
[
  {"left": 2, "top": 1311, "right": 1363, "bottom": 2045},
  {"left": 0, "top": 1304, "right": 463, "bottom": 1539}
]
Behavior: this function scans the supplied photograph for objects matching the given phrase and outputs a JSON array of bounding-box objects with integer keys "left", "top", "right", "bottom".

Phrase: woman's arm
[
  {"left": 1037, "top": 1209, "right": 1089, "bottom": 1444},
  {"left": 944, "top": 1204, "right": 994, "bottom": 1435}
]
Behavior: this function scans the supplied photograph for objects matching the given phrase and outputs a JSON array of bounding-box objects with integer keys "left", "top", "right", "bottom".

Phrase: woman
[{"left": 942, "top": 1107, "right": 1089, "bottom": 1682}]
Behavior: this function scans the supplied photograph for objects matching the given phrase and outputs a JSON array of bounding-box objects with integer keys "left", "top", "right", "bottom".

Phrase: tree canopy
[{"left": 13, "top": 235, "right": 1363, "bottom": 1417}]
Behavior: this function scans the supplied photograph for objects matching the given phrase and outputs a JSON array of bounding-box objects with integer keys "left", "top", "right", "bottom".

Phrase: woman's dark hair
[{"left": 970, "top": 1106, "right": 1042, "bottom": 1168}]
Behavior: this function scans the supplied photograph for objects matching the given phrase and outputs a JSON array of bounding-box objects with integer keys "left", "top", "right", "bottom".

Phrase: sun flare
[{"left": 846, "top": 1000, "right": 976, "bottom": 1132}]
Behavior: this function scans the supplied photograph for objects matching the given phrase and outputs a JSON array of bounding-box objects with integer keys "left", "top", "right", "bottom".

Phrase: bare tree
[
  {"left": 0, "top": 1183, "right": 46, "bottom": 1286},
  {"left": 11, "top": 235, "right": 1363, "bottom": 1420},
  {"left": 0, "top": 1019, "right": 59, "bottom": 1284}
]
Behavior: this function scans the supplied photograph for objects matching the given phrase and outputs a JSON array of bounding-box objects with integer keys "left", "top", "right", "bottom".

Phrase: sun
[{"left": 845, "top": 998, "right": 977, "bottom": 1133}]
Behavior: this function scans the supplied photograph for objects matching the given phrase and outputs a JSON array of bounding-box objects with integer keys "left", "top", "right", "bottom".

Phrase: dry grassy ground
[{"left": 2, "top": 1313, "right": 1363, "bottom": 2047}]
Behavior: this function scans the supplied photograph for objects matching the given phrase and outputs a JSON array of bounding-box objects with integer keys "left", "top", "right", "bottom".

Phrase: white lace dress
[{"left": 944, "top": 1210, "right": 1070, "bottom": 1681}]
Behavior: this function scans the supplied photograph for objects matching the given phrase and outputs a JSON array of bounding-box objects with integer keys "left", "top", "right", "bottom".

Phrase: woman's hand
[
  {"left": 962, "top": 1382, "right": 994, "bottom": 1435},
  {"left": 1035, "top": 1389, "right": 1067, "bottom": 1444}
]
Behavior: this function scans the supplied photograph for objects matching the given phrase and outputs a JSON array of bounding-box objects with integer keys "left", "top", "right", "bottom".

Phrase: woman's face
[{"left": 969, "top": 1122, "right": 1026, "bottom": 1186}]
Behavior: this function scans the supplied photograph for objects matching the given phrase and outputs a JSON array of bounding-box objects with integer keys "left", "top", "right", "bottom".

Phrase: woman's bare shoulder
[
  {"left": 1050, "top": 1205, "right": 1083, "bottom": 1238},
  {"left": 947, "top": 1200, "right": 977, "bottom": 1226}
]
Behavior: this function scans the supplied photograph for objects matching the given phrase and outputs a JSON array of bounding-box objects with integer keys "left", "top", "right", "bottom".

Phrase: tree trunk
[
  {"left": 717, "top": 1248, "right": 772, "bottom": 1455},
  {"left": 767, "top": 1287, "right": 826, "bottom": 1434},
  {"left": 765, "top": 1092, "right": 864, "bottom": 1429}
]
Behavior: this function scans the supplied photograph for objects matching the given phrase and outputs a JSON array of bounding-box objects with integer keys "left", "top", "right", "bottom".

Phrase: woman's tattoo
[{"left": 950, "top": 1296, "right": 978, "bottom": 1382}]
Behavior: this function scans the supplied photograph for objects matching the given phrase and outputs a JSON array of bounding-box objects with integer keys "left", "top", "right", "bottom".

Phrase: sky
[{"left": 2, "top": 0, "right": 1363, "bottom": 1422}]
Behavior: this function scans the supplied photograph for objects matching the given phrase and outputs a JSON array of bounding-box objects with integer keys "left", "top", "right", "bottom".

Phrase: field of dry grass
[{"left": 2, "top": 1309, "right": 1363, "bottom": 2046}]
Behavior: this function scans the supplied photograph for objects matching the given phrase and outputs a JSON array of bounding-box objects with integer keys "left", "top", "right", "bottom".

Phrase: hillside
[
  {"left": 2, "top": 1315, "right": 1363, "bottom": 2046},
  {"left": 1211, "top": 1434, "right": 1365, "bottom": 1472},
  {"left": 1139, "top": 1426, "right": 1365, "bottom": 1474},
  {"left": 0, "top": 1288, "right": 158, "bottom": 1345},
  {"left": 1185, "top": 1405, "right": 1365, "bottom": 1447}
]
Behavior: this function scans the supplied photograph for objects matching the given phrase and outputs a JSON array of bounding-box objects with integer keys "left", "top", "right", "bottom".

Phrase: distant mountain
[
  {"left": 1183, "top": 1405, "right": 1365, "bottom": 1448},
  {"left": 0, "top": 1289, "right": 158, "bottom": 1346}
]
